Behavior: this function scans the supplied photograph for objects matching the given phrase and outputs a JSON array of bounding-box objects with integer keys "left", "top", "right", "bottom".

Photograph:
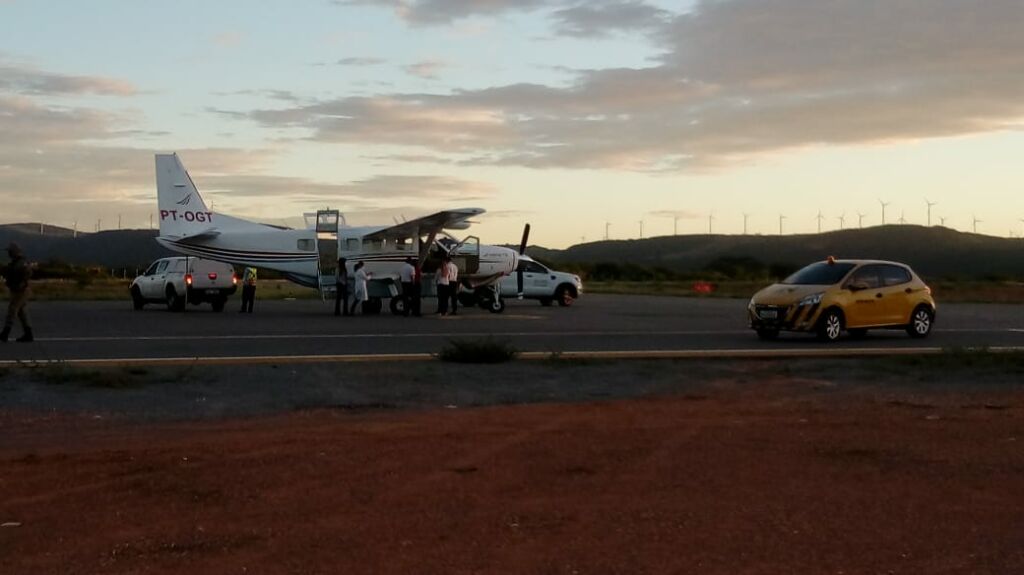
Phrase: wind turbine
[
  {"left": 707, "top": 212, "right": 715, "bottom": 235},
  {"left": 857, "top": 212, "right": 865, "bottom": 229},
  {"left": 973, "top": 215, "right": 982, "bottom": 234},
  {"left": 604, "top": 222, "right": 611, "bottom": 240},
  {"left": 878, "top": 199, "right": 890, "bottom": 225},
  {"left": 742, "top": 213, "right": 750, "bottom": 235},
  {"left": 638, "top": 219, "right": 644, "bottom": 239},
  {"left": 779, "top": 214, "right": 787, "bottom": 236},
  {"left": 837, "top": 212, "right": 846, "bottom": 230},
  {"left": 925, "top": 198, "right": 937, "bottom": 227},
  {"left": 898, "top": 211, "right": 907, "bottom": 225},
  {"left": 815, "top": 210, "right": 825, "bottom": 233}
]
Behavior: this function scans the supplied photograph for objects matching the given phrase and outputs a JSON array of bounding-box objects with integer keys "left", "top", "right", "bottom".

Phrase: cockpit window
[{"left": 782, "top": 262, "right": 855, "bottom": 285}]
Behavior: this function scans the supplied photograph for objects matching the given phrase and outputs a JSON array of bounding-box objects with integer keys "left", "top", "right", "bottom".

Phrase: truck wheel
[
  {"left": 555, "top": 285, "right": 576, "bottom": 307},
  {"left": 131, "top": 286, "right": 145, "bottom": 310},
  {"left": 166, "top": 287, "right": 184, "bottom": 312}
]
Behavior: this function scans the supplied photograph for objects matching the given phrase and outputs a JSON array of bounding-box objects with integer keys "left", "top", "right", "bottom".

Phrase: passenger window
[
  {"left": 847, "top": 266, "right": 881, "bottom": 290},
  {"left": 345, "top": 238, "right": 360, "bottom": 252},
  {"left": 882, "top": 265, "right": 912, "bottom": 287},
  {"left": 145, "top": 262, "right": 159, "bottom": 276},
  {"left": 297, "top": 239, "right": 315, "bottom": 252},
  {"left": 155, "top": 261, "right": 170, "bottom": 274},
  {"left": 362, "top": 239, "right": 383, "bottom": 252},
  {"left": 525, "top": 262, "right": 547, "bottom": 274},
  {"left": 394, "top": 238, "right": 411, "bottom": 251}
]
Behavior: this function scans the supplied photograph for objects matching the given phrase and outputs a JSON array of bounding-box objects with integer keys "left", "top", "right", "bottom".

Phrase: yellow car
[{"left": 748, "top": 258, "right": 936, "bottom": 342}]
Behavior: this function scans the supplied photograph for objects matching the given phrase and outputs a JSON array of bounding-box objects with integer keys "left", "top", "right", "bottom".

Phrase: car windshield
[{"left": 782, "top": 262, "right": 856, "bottom": 285}]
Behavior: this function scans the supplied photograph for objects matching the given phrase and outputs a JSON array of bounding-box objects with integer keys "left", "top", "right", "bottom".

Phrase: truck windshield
[{"left": 782, "top": 262, "right": 856, "bottom": 285}]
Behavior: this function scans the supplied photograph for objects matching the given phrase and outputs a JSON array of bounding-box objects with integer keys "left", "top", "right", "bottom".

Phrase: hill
[
  {"left": 531, "top": 225, "right": 1024, "bottom": 280},
  {"left": 0, "top": 224, "right": 170, "bottom": 268}
]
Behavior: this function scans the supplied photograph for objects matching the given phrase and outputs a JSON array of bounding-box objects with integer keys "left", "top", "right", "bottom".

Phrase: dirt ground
[{"left": 2, "top": 364, "right": 1022, "bottom": 575}]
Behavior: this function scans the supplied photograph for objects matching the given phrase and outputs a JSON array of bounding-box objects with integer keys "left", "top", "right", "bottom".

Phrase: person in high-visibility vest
[{"left": 239, "top": 266, "right": 257, "bottom": 313}]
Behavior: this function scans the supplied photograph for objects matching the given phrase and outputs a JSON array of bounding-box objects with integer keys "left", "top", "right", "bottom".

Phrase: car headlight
[{"left": 798, "top": 292, "right": 824, "bottom": 306}]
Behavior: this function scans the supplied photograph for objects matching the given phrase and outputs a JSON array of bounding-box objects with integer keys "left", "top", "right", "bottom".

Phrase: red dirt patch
[{"left": 2, "top": 388, "right": 1022, "bottom": 574}]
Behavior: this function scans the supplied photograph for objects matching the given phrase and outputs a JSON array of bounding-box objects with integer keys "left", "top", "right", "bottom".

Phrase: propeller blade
[
  {"left": 517, "top": 265, "right": 524, "bottom": 299},
  {"left": 518, "top": 223, "right": 531, "bottom": 255}
]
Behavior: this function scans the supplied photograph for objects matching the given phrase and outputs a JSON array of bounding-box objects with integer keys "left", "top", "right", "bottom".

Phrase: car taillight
[
  {"left": 232, "top": 274, "right": 238, "bottom": 285},
  {"left": 185, "top": 273, "right": 193, "bottom": 286},
  {"left": 208, "top": 273, "right": 217, "bottom": 280}
]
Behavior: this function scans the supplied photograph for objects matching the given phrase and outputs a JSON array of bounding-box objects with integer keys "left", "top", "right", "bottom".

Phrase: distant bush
[{"left": 439, "top": 338, "right": 518, "bottom": 363}]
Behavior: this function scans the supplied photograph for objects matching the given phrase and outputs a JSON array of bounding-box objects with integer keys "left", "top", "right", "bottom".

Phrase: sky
[{"left": 2, "top": 0, "right": 1023, "bottom": 247}]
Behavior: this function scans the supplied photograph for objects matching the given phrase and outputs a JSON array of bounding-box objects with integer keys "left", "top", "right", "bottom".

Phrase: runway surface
[{"left": 1, "top": 295, "right": 1023, "bottom": 364}]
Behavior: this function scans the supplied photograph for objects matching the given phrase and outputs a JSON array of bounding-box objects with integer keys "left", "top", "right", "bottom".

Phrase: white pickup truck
[
  {"left": 130, "top": 256, "right": 238, "bottom": 312},
  {"left": 498, "top": 256, "right": 583, "bottom": 306}
]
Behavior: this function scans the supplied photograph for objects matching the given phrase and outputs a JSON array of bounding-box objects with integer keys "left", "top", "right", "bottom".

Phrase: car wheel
[
  {"left": 131, "top": 286, "right": 145, "bottom": 310},
  {"left": 756, "top": 329, "right": 779, "bottom": 340},
  {"left": 166, "top": 287, "right": 183, "bottom": 312},
  {"left": 539, "top": 298, "right": 553, "bottom": 307},
  {"left": 555, "top": 285, "right": 575, "bottom": 307},
  {"left": 848, "top": 328, "right": 868, "bottom": 339},
  {"left": 906, "top": 306, "right": 934, "bottom": 338},
  {"left": 816, "top": 309, "right": 843, "bottom": 342},
  {"left": 488, "top": 298, "right": 506, "bottom": 313}
]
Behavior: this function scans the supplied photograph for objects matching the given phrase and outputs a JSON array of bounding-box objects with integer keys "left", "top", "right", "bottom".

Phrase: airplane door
[{"left": 315, "top": 210, "right": 340, "bottom": 290}]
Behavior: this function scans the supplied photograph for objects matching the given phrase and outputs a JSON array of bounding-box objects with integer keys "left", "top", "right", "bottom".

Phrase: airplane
[{"left": 154, "top": 153, "right": 525, "bottom": 313}]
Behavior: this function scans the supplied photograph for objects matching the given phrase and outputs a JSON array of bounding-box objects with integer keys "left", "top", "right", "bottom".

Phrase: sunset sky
[{"left": 2, "top": 0, "right": 1023, "bottom": 247}]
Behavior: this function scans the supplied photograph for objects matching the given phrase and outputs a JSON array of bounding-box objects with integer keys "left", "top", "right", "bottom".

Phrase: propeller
[{"left": 517, "top": 223, "right": 531, "bottom": 298}]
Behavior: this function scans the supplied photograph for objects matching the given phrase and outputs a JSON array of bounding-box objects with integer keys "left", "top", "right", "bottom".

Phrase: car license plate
[
  {"left": 758, "top": 309, "right": 778, "bottom": 320},
  {"left": 205, "top": 289, "right": 220, "bottom": 295}
]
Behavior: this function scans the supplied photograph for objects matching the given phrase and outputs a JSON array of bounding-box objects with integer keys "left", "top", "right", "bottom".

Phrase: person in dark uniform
[
  {"left": 1, "top": 242, "right": 33, "bottom": 343},
  {"left": 411, "top": 260, "right": 423, "bottom": 317},
  {"left": 239, "top": 266, "right": 257, "bottom": 313},
  {"left": 334, "top": 257, "right": 350, "bottom": 316}
]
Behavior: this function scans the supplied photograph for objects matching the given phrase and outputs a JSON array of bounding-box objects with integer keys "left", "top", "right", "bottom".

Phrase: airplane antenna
[
  {"left": 96, "top": 219, "right": 101, "bottom": 232},
  {"left": 393, "top": 216, "right": 400, "bottom": 225},
  {"left": 925, "top": 198, "right": 937, "bottom": 227},
  {"left": 815, "top": 210, "right": 824, "bottom": 234},
  {"left": 878, "top": 199, "right": 890, "bottom": 225}
]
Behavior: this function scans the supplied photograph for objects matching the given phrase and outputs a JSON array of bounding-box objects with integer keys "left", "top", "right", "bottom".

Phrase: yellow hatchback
[{"left": 748, "top": 258, "right": 936, "bottom": 342}]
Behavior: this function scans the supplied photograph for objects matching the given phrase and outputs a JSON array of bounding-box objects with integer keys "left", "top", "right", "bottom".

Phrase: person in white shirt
[
  {"left": 446, "top": 257, "right": 460, "bottom": 315},
  {"left": 399, "top": 257, "right": 416, "bottom": 317},
  {"left": 350, "top": 262, "right": 371, "bottom": 315},
  {"left": 435, "top": 255, "right": 451, "bottom": 315}
]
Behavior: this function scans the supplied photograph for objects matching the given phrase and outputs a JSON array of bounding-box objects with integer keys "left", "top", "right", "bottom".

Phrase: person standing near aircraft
[
  {"left": 350, "top": 262, "right": 371, "bottom": 315},
  {"left": 334, "top": 257, "right": 349, "bottom": 316},
  {"left": 446, "top": 257, "right": 460, "bottom": 316},
  {"left": 399, "top": 257, "right": 415, "bottom": 317},
  {"left": 1, "top": 242, "right": 33, "bottom": 343},
  {"left": 239, "top": 266, "right": 257, "bottom": 313},
  {"left": 435, "top": 256, "right": 451, "bottom": 315}
]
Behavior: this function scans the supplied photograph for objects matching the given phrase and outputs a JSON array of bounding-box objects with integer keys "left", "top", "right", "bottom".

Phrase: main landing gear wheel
[
  {"left": 907, "top": 306, "right": 934, "bottom": 338},
  {"left": 488, "top": 298, "right": 506, "bottom": 313},
  {"left": 816, "top": 309, "right": 843, "bottom": 342}
]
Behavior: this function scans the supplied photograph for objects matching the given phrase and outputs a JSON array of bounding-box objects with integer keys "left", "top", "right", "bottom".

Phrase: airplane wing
[
  {"left": 361, "top": 208, "right": 485, "bottom": 240},
  {"left": 159, "top": 228, "right": 221, "bottom": 242}
]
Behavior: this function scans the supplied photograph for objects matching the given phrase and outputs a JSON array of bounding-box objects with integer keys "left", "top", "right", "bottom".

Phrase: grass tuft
[{"left": 438, "top": 338, "right": 518, "bottom": 364}]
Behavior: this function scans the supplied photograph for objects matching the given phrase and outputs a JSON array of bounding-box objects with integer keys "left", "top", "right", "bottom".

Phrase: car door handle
[
  {"left": 875, "top": 293, "right": 883, "bottom": 298},
  {"left": 905, "top": 288, "right": 913, "bottom": 294}
]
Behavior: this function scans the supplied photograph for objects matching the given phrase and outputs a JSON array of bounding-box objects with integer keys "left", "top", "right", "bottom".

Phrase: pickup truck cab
[
  {"left": 499, "top": 256, "right": 583, "bottom": 306},
  {"left": 131, "top": 256, "right": 238, "bottom": 312}
]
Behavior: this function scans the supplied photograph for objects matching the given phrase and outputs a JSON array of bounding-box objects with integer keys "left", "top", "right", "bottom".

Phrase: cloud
[
  {"left": 339, "top": 0, "right": 551, "bottom": 25},
  {"left": 648, "top": 210, "right": 701, "bottom": 220},
  {"left": 551, "top": 1, "right": 672, "bottom": 38},
  {"left": 0, "top": 62, "right": 137, "bottom": 96},
  {"left": 404, "top": 60, "right": 446, "bottom": 79},
  {"left": 336, "top": 57, "right": 387, "bottom": 66},
  {"left": 246, "top": 0, "right": 1024, "bottom": 171}
]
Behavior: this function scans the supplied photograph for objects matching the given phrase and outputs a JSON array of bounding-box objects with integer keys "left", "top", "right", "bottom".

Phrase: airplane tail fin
[{"left": 155, "top": 153, "right": 216, "bottom": 238}]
